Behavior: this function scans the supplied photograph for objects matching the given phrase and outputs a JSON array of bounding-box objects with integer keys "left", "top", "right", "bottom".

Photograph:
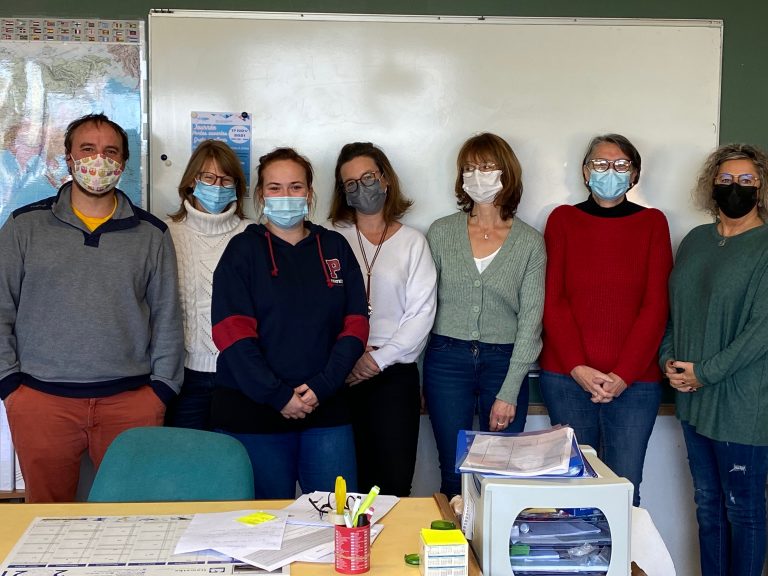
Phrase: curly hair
[
  {"left": 454, "top": 133, "right": 522, "bottom": 221},
  {"left": 694, "top": 143, "right": 768, "bottom": 221}
]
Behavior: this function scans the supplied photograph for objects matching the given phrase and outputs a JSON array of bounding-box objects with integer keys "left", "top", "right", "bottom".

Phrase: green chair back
[{"left": 88, "top": 426, "right": 254, "bottom": 502}]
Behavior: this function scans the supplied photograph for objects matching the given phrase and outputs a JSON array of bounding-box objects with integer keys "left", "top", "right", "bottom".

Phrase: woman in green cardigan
[
  {"left": 660, "top": 143, "right": 768, "bottom": 576},
  {"left": 424, "top": 133, "right": 545, "bottom": 497}
]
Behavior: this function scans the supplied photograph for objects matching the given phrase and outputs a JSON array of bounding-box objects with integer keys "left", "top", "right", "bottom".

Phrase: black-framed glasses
[
  {"left": 308, "top": 492, "right": 357, "bottom": 519},
  {"left": 714, "top": 173, "right": 759, "bottom": 187},
  {"left": 343, "top": 171, "right": 380, "bottom": 194},
  {"left": 197, "top": 171, "right": 237, "bottom": 189},
  {"left": 462, "top": 161, "right": 498, "bottom": 174},
  {"left": 586, "top": 158, "right": 632, "bottom": 173}
]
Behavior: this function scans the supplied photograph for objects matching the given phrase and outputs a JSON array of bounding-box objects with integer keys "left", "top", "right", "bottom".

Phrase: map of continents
[{"left": 0, "top": 42, "right": 142, "bottom": 224}]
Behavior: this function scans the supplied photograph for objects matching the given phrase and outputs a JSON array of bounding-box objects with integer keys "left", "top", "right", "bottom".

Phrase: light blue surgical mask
[
  {"left": 192, "top": 181, "right": 237, "bottom": 214},
  {"left": 588, "top": 169, "right": 632, "bottom": 201},
  {"left": 263, "top": 196, "right": 308, "bottom": 229}
]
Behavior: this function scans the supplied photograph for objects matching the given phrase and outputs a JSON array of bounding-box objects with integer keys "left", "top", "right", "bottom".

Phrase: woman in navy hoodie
[{"left": 211, "top": 147, "right": 369, "bottom": 498}]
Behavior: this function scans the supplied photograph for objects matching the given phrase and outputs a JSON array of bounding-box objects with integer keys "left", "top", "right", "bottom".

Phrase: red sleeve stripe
[
  {"left": 212, "top": 315, "right": 259, "bottom": 352},
  {"left": 337, "top": 314, "right": 369, "bottom": 345}
]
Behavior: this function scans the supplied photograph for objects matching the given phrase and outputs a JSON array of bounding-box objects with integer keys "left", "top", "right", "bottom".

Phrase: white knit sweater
[{"left": 166, "top": 201, "right": 254, "bottom": 372}]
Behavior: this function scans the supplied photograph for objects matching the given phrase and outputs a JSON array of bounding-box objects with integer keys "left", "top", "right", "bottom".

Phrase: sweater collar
[
  {"left": 575, "top": 194, "right": 645, "bottom": 218},
  {"left": 52, "top": 181, "right": 137, "bottom": 232},
  {"left": 182, "top": 200, "right": 242, "bottom": 235}
]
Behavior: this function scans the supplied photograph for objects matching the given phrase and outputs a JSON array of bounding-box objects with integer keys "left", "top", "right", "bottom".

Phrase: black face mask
[{"left": 713, "top": 183, "right": 758, "bottom": 219}]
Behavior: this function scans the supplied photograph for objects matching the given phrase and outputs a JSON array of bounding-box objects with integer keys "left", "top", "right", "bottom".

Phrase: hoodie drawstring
[
  {"left": 265, "top": 231, "right": 279, "bottom": 277},
  {"left": 316, "top": 233, "right": 334, "bottom": 288}
]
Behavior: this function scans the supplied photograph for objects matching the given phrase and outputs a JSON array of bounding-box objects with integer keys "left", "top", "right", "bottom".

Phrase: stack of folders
[
  {"left": 455, "top": 426, "right": 596, "bottom": 480},
  {"left": 509, "top": 508, "right": 612, "bottom": 574}
]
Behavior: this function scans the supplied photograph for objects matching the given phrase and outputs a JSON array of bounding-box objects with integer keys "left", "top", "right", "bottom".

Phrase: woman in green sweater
[
  {"left": 424, "top": 133, "right": 545, "bottom": 497},
  {"left": 660, "top": 143, "right": 768, "bottom": 576}
]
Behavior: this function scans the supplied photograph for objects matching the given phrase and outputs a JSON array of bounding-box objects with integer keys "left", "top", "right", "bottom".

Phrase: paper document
[
  {"left": 174, "top": 509, "right": 287, "bottom": 553},
  {"left": 518, "top": 520, "right": 602, "bottom": 539},
  {"left": 460, "top": 427, "right": 574, "bottom": 476}
]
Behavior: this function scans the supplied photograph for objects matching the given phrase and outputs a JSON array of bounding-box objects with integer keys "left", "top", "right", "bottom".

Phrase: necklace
[
  {"left": 470, "top": 213, "right": 492, "bottom": 240},
  {"left": 356, "top": 223, "right": 390, "bottom": 315},
  {"left": 717, "top": 219, "right": 764, "bottom": 247}
]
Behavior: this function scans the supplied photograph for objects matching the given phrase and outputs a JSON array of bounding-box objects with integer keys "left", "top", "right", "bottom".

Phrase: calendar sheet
[{"left": 0, "top": 515, "right": 287, "bottom": 576}]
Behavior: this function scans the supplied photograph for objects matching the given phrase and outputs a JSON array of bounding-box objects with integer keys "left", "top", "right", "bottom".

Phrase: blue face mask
[
  {"left": 588, "top": 169, "right": 632, "bottom": 200},
  {"left": 263, "top": 196, "right": 309, "bottom": 229},
  {"left": 192, "top": 181, "right": 237, "bottom": 214}
]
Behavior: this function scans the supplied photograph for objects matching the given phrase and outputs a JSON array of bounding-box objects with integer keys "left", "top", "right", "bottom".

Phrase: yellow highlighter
[{"left": 335, "top": 476, "right": 346, "bottom": 515}]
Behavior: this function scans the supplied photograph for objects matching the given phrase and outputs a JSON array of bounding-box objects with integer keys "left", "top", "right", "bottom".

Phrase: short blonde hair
[{"left": 694, "top": 143, "right": 768, "bottom": 221}]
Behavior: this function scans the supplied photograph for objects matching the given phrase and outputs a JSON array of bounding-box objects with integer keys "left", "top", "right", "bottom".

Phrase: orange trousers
[{"left": 4, "top": 384, "right": 165, "bottom": 502}]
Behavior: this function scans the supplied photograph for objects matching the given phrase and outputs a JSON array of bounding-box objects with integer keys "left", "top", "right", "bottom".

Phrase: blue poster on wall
[{"left": 190, "top": 111, "right": 252, "bottom": 193}]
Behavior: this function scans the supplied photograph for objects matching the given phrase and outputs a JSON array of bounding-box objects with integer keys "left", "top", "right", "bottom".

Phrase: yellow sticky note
[
  {"left": 420, "top": 528, "right": 467, "bottom": 545},
  {"left": 237, "top": 512, "right": 276, "bottom": 526}
]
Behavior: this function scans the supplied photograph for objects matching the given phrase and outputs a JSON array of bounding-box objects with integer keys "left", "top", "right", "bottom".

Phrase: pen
[
  {"left": 335, "top": 476, "right": 346, "bottom": 515},
  {"left": 343, "top": 510, "right": 353, "bottom": 528},
  {"left": 350, "top": 495, "right": 361, "bottom": 521},
  {"left": 352, "top": 485, "right": 379, "bottom": 526}
]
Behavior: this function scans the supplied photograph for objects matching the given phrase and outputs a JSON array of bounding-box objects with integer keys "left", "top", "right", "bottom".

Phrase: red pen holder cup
[{"left": 334, "top": 523, "right": 371, "bottom": 574}]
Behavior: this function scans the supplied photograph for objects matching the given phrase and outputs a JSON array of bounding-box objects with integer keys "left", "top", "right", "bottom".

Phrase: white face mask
[
  {"left": 462, "top": 169, "right": 503, "bottom": 204},
  {"left": 71, "top": 154, "right": 123, "bottom": 195}
]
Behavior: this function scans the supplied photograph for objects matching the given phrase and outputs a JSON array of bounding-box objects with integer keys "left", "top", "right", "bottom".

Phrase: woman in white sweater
[
  {"left": 330, "top": 142, "right": 437, "bottom": 496},
  {"left": 165, "top": 139, "right": 254, "bottom": 429}
]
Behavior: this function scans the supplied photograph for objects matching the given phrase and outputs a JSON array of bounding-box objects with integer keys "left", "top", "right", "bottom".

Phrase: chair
[{"left": 87, "top": 426, "right": 254, "bottom": 502}]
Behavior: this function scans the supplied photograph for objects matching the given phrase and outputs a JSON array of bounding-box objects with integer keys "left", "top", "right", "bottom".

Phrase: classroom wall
[
  {"left": 11, "top": 1, "right": 768, "bottom": 149},
  {"left": 6, "top": 2, "right": 764, "bottom": 574}
]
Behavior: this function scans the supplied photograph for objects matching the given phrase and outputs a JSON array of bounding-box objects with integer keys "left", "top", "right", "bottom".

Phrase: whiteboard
[{"left": 148, "top": 12, "right": 722, "bottom": 247}]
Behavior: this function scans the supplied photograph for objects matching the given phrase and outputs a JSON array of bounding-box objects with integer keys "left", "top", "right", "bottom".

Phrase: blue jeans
[
  {"left": 681, "top": 421, "right": 768, "bottom": 576},
  {"left": 221, "top": 425, "right": 357, "bottom": 499},
  {"left": 165, "top": 368, "right": 215, "bottom": 430},
  {"left": 539, "top": 371, "right": 660, "bottom": 506},
  {"left": 423, "top": 334, "right": 529, "bottom": 497}
]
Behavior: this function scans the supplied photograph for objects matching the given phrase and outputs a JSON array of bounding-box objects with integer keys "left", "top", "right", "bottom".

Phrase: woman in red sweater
[{"left": 540, "top": 134, "right": 672, "bottom": 506}]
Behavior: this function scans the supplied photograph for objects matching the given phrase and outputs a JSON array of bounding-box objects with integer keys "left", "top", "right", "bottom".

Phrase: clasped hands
[
  {"left": 345, "top": 347, "right": 381, "bottom": 385},
  {"left": 570, "top": 365, "right": 627, "bottom": 403},
  {"left": 664, "top": 359, "right": 701, "bottom": 393},
  {"left": 280, "top": 383, "right": 319, "bottom": 419}
]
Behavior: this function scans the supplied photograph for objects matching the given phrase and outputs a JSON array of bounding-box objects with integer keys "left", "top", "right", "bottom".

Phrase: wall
[{"left": 10, "top": 1, "right": 768, "bottom": 148}]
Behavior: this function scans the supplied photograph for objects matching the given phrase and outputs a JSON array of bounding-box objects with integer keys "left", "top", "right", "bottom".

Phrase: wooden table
[{"left": 0, "top": 498, "right": 442, "bottom": 575}]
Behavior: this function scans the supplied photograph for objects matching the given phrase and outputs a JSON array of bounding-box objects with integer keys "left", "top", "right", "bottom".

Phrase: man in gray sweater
[{"left": 0, "top": 113, "right": 184, "bottom": 502}]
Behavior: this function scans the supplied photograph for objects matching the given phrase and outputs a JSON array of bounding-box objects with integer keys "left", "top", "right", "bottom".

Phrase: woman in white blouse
[{"left": 330, "top": 142, "right": 437, "bottom": 496}]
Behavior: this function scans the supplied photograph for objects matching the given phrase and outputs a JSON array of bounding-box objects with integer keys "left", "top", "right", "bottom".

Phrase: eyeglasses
[
  {"left": 586, "top": 158, "right": 632, "bottom": 173},
  {"left": 462, "top": 162, "right": 498, "bottom": 175},
  {"left": 308, "top": 492, "right": 357, "bottom": 519},
  {"left": 197, "top": 171, "right": 237, "bottom": 189},
  {"left": 715, "top": 173, "right": 759, "bottom": 187},
  {"left": 343, "top": 171, "right": 380, "bottom": 194}
]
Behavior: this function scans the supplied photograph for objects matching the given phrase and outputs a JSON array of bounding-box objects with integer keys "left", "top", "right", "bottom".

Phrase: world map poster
[{"left": 0, "top": 20, "right": 144, "bottom": 225}]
